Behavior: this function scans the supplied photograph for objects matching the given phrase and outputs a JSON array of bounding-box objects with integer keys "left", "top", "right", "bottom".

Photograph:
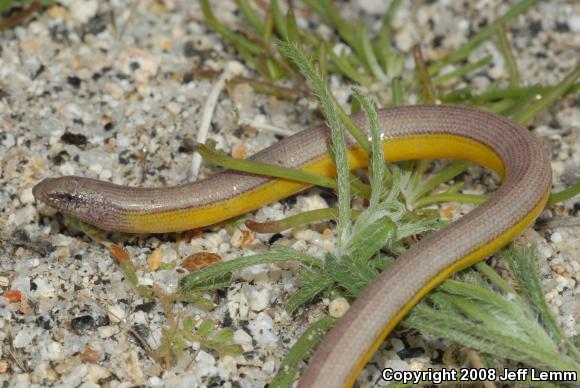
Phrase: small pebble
[
  {"left": 19, "top": 189, "right": 35, "bottom": 204},
  {"left": 99, "top": 170, "right": 112, "bottom": 180},
  {"left": 71, "top": 315, "right": 95, "bottom": 335},
  {"left": 97, "top": 326, "right": 118, "bottom": 339},
  {"left": 328, "top": 297, "right": 349, "bottom": 318},
  {"left": 69, "top": 0, "right": 98, "bottom": 24},
  {"left": 233, "top": 329, "right": 254, "bottom": 352},
  {"left": 89, "top": 164, "right": 103, "bottom": 175},
  {"left": 391, "top": 338, "right": 405, "bottom": 352},
  {"left": 148, "top": 248, "right": 163, "bottom": 272},
  {"left": 570, "top": 16, "right": 580, "bottom": 32},
  {"left": 107, "top": 304, "right": 125, "bottom": 323},
  {"left": 243, "top": 285, "right": 270, "bottom": 312},
  {"left": 194, "top": 351, "right": 217, "bottom": 377},
  {"left": 0, "top": 277, "right": 9, "bottom": 288},
  {"left": 46, "top": 341, "right": 64, "bottom": 361},
  {"left": 166, "top": 101, "right": 181, "bottom": 115},
  {"left": 85, "top": 364, "right": 111, "bottom": 383},
  {"left": 247, "top": 312, "right": 278, "bottom": 348}
]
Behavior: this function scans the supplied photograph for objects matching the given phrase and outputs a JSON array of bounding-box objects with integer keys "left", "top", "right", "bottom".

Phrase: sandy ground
[{"left": 0, "top": 0, "right": 578, "bottom": 386}]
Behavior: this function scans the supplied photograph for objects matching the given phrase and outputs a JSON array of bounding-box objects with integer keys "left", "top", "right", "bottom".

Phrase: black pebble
[
  {"left": 61, "top": 132, "right": 88, "bottom": 148},
  {"left": 131, "top": 323, "right": 149, "bottom": 339},
  {"left": 268, "top": 233, "right": 283, "bottom": 245},
  {"left": 135, "top": 301, "right": 156, "bottom": 313},
  {"left": 318, "top": 188, "right": 338, "bottom": 206},
  {"left": 71, "top": 315, "right": 95, "bottom": 335},
  {"left": 52, "top": 150, "right": 70, "bottom": 165},
  {"left": 397, "top": 347, "right": 425, "bottom": 359},
  {"left": 33, "top": 64, "right": 45, "bottom": 80},
  {"left": 118, "top": 149, "right": 137, "bottom": 164},
  {"left": 182, "top": 72, "right": 194, "bottom": 84},
  {"left": 178, "top": 138, "right": 196, "bottom": 154},
  {"left": 281, "top": 195, "right": 298, "bottom": 207},
  {"left": 222, "top": 312, "right": 233, "bottom": 328},
  {"left": 529, "top": 21, "right": 542, "bottom": 36},
  {"left": 183, "top": 41, "right": 197, "bottom": 57},
  {"left": 67, "top": 76, "right": 82, "bottom": 88},
  {"left": 94, "top": 315, "right": 110, "bottom": 327},
  {"left": 432, "top": 34, "right": 444, "bottom": 48},
  {"left": 36, "top": 315, "right": 53, "bottom": 330},
  {"left": 555, "top": 21, "right": 570, "bottom": 32}
]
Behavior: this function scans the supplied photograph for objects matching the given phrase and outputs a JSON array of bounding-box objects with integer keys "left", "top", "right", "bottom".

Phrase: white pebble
[
  {"left": 2, "top": 133, "right": 15, "bottom": 148},
  {"left": 489, "top": 66, "right": 507, "bottom": 79},
  {"left": 230, "top": 229, "right": 245, "bottom": 248},
  {"left": 217, "top": 355, "right": 237, "bottom": 380},
  {"left": 104, "top": 83, "right": 124, "bottom": 100},
  {"left": 116, "top": 134, "right": 131, "bottom": 148},
  {"left": 329, "top": 297, "right": 349, "bottom": 318},
  {"left": 131, "top": 311, "right": 148, "bottom": 325},
  {"left": 13, "top": 329, "right": 35, "bottom": 347},
  {"left": 248, "top": 312, "right": 278, "bottom": 348},
  {"left": 217, "top": 242, "right": 231, "bottom": 254},
  {"left": 46, "top": 341, "right": 64, "bottom": 361},
  {"left": 19, "top": 188, "right": 35, "bottom": 204},
  {"left": 395, "top": 30, "right": 414, "bottom": 52},
  {"left": 203, "top": 233, "right": 223, "bottom": 250},
  {"left": 70, "top": 0, "right": 98, "bottom": 24},
  {"left": 292, "top": 228, "right": 321, "bottom": 243},
  {"left": 239, "top": 293, "right": 250, "bottom": 319},
  {"left": 356, "top": 0, "right": 389, "bottom": 14},
  {"left": 166, "top": 102, "right": 181, "bottom": 115},
  {"left": 570, "top": 16, "right": 580, "bottom": 32},
  {"left": 233, "top": 329, "right": 254, "bottom": 352},
  {"left": 85, "top": 364, "right": 111, "bottom": 384},
  {"left": 107, "top": 304, "right": 125, "bottom": 323},
  {"left": 537, "top": 242, "right": 554, "bottom": 258},
  {"left": 225, "top": 60, "right": 245, "bottom": 76},
  {"left": 551, "top": 232, "right": 562, "bottom": 243},
  {"left": 31, "top": 277, "right": 55, "bottom": 298},
  {"left": 59, "top": 163, "right": 76, "bottom": 176},
  {"left": 79, "top": 382, "right": 99, "bottom": 388},
  {"left": 99, "top": 170, "right": 112, "bottom": 180},
  {"left": 262, "top": 359, "right": 276, "bottom": 374},
  {"left": 391, "top": 338, "right": 405, "bottom": 352},
  {"left": 384, "top": 359, "right": 409, "bottom": 372},
  {"left": 194, "top": 350, "right": 217, "bottom": 377},
  {"left": 551, "top": 161, "right": 565, "bottom": 176},
  {"left": 0, "top": 277, "right": 9, "bottom": 287},
  {"left": 89, "top": 164, "right": 103, "bottom": 175},
  {"left": 242, "top": 285, "right": 271, "bottom": 312},
  {"left": 300, "top": 194, "right": 328, "bottom": 212},
  {"left": 97, "top": 326, "right": 118, "bottom": 338},
  {"left": 409, "top": 358, "right": 429, "bottom": 371}
]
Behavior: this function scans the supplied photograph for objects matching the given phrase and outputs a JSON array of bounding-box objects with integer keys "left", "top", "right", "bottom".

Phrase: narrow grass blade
[
  {"left": 270, "top": 316, "right": 336, "bottom": 388},
  {"left": 429, "top": 0, "right": 538, "bottom": 74},
  {"left": 512, "top": 65, "right": 580, "bottom": 124},
  {"left": 179, "top": 246, "right": 321, "bottom": 292}
]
